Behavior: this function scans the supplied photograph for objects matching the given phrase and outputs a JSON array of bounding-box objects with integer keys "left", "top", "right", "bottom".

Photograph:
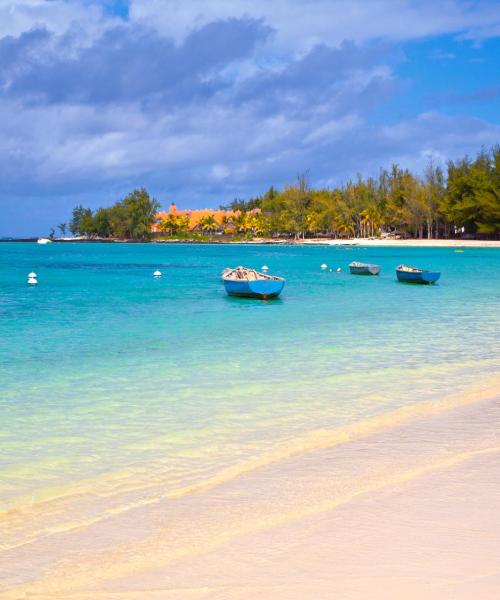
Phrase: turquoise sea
[{"left": 0, "top": 242, "right": 499, "bottom": 516}]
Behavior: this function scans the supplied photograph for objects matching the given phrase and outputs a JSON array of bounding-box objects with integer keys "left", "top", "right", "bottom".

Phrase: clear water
[{"left": 0, "top": 242, "right": 499, "bottom": 514}]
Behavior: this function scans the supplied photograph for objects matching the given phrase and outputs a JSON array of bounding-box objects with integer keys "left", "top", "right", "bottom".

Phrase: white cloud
[
  {"left": 0, "top": 0, "right": 498, "bottom": 236},
  {"left": 0, "top": 0, "right": 110, "bottom": 39},
  {"left": 373, "top": 112, "right": 500, "bottom": 171},
  {"left": 130, "top": 0, "right": 500, "bottom": 51}
]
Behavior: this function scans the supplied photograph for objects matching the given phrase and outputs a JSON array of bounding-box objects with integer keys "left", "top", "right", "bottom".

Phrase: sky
[{"left": 0, "top": 0, "right": 499, "bottom": 236}]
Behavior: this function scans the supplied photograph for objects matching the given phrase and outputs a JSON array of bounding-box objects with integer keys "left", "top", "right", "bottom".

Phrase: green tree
[
  {"left": 306, "top": 190, "right": 336, "bottom": 235},
  {"left": 423, "top": 160, "right": 445, "bottom": 239},
  {"left": 233, "top": 211, "right": 248, "bottom": 233},
  {"left": 333, "top": 196, "right": 355, "bottom": 237},
  {"left": 199, "top": 214, "right": 218, "bottom": 236},
  {"left": 282, "top": 174, "right": 311, "bottom": 239},
  {"left": 80, "top": 211, "right": 96, "bottom": 237},
  {"left": 405, "top": 179, "right": 427, "bottom": 239},
  {"left": 466, "top": 148, "right": 500, "bottom": 236},
  {"left": 93, "top": 208, "right": 112, "bottom": 238},
  {"left": 246, "top": 212, "right": 265, "bottom": 236},
  {"left": 159, "top": 213, "right": 190, "bottom": 236},
  {"left": 69, "top": 205, "right": 93, "bottom": 236},
  {"left": 121, "top": 188, "right": 161, "bottom": 240},
  {"left": 219, "top": 214, "right": 235, "bottom": 234},
  {"left": 260, "top": 189, "right": 288, "bottom": 235}
]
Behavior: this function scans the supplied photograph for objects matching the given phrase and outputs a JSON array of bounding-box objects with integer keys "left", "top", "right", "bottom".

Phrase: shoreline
[
  {"left": 3, "top": 378, "right": 500, "bottom": 599},
  {"left": 2, "top": 237, "right": 500, "bottom": 247}
]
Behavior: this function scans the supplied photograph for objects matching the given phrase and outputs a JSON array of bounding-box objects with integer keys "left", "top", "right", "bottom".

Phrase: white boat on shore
[{"left": 37, "top": 238, "right": 52, "bottom": 244}]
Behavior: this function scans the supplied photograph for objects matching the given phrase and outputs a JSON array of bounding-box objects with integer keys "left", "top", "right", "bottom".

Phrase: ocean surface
[{"left": 0, "top": 242, "right": 499, "bottom": 596}]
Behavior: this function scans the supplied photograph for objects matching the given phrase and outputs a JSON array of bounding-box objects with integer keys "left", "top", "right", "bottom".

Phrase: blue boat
[
  {"left": 396, "top": 265, "right": 440, "bottom": 284},
  {"left": 222, "top": 266, "right": 285, "bottom": 299}
]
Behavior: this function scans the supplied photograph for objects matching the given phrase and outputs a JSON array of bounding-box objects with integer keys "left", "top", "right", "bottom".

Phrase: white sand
[
  {"left": 4, "top": 383, "right": 499, "bottom": 600},
  {"left": 299, "top": 238, "right": 500, "bottom": 247}
]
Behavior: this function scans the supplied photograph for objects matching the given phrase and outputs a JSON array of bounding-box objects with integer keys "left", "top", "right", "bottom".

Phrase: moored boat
[
  {"left": 37, "top": 238, "right": 52, "bottom": 244},
  {"left": 349, "top": 261, "right": 380, "bottom": 275},
  {"left": 222, "top": 266, "right": 285, "bottom": 299},
  {"left": 396, "top": 265, "right": 440, "bottom": 284}
]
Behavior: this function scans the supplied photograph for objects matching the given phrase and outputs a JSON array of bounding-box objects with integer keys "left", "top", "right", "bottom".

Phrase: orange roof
[{"left": 153, "top": 204, "right": 260, "bottom": 232}]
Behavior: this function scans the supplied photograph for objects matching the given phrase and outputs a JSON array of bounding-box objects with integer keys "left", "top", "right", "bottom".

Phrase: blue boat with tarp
[
  {"left": 222, "top": 266, "right": 285, "bottom": 299},
  {"left": 396, "top": 265, "right": 440, "bottom": 284}
]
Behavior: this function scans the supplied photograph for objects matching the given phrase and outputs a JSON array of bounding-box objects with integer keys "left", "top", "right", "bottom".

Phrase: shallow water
[
  {"left": 0, "top": 242, "right": 499, "bottom": 594},
  {"left": 0, "top": 243, "right": 499, "bottom": 508}
]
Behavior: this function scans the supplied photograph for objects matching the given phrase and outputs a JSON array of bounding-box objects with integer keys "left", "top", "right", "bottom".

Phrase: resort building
[{"left": 153, "top": 203, "right": 260, "bottom": 235}]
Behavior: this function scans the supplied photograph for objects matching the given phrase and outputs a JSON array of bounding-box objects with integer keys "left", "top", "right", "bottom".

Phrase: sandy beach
[
  {"left": 15, "top": 237, "right": 499, "bottom": 247},
  {"left": 157, "top": 237, "right": 500, "bottom": 247},
  {"left": 293, "top": 238, "right": 500, "bottom": 248},
  {"left": 2, "top": 376, "right": 499, "bottom": 600}
]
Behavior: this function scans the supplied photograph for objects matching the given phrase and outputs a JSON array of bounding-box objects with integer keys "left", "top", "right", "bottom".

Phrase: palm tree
[
  {"left": 159, "top": 214, "right": 177, "bottom": 235},
  {"left": 247, "top": 212, "right": 264, "bottom": 236},
  {"left": 233, "top": 211, "right": 248, "bottom": 233},
  {"left": 199, "top": 214, "right": 218, "bottom": 236},
  {"left": 360, "top": 204, "right": 382, "bottom": 237},
  {"left": 220, "top": 214, "right": 236, "bottom": 235},
  {"left": 334, "top": 201, "right": 355, "bottom": 238}
]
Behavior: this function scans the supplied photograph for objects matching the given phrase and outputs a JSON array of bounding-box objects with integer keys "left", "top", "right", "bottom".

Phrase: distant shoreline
[{"left": 2, "top": 237, "right": 500, "bottom": 248}]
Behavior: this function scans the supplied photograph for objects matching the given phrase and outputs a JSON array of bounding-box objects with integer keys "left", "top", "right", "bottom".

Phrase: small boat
[
  {"left": 222, "top": 266, "right": 285, "bottom": 299},
  {"left": 37, "top": 238, "right": 52, "bottom": 244},
  {"left": 349, "top": 261, "right": 380, "bottom": 276},
  {"left": 396, "top": 265, "right": 440, "bottom": 284}
]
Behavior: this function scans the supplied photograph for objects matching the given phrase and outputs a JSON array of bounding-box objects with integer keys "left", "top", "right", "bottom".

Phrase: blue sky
[{"left": 0, "top": 0, "right": 499, "bottom": 236}]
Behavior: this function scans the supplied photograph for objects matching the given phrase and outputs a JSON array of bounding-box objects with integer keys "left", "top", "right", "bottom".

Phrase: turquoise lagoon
[{"left": 0, "top": 242, "right": 499, "bottom": 513}]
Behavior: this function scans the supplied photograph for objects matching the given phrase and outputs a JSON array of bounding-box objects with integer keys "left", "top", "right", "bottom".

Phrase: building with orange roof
[{"left": 152, "top": 203, "right": 260, "bottom": 234}]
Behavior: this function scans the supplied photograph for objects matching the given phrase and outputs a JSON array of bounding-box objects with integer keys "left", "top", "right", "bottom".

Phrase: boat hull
[
  {"left": 396, "top": 269, "right": 440, "bottom": 284},
  {"left": 223, "top": 279, "right": 285, "bottom": 299},
  {"left": 349, "top": 263, "right": 380, "bottom": 275}
]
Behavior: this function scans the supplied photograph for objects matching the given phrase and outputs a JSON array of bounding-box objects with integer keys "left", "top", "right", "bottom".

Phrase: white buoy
[
  {"left": 336, "top": 267, "right": 342, "bottom": 272},
  {"left": 28, "top": 272, "right": 37, "bottom": 278},
  {"left": 153, "top": 270, "right": 162, "bottom": 277},
  {"left": 261, "top": 265, "right": 269, "bottom": 271},
  {"left": 28, "top": 277, "right": 38, "bottom": 285},
  {"left": 321, "top": 263, "right": 328, "bottom": 270}
]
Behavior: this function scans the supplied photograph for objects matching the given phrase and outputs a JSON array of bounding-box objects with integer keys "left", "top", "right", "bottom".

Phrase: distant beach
[
  {"left": 3, "top": 236, "right": 500, "bottom": 248},
  {"left": 249, "top": 238, "right": 500, "bottom": 248}
]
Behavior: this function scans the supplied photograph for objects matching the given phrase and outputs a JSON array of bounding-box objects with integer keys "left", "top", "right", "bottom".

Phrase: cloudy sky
[{"left": 0, "top": 0, "right": 499, "bottom": 236}]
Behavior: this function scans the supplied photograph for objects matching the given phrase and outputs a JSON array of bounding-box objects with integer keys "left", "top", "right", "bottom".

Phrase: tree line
[
  {"left": 62, "top": 189, "right": 160, "bottom": 240},
  {"left": 221, "top": 145, "right": 499, "bottom": 240},
  {"left": 62, "top": 145, "right": 499, "bottom": 240}
]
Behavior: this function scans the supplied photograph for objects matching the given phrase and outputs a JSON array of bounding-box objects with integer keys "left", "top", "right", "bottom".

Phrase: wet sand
[{"left": 2, "top": 380, "right": 499, "bottom": 599}]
